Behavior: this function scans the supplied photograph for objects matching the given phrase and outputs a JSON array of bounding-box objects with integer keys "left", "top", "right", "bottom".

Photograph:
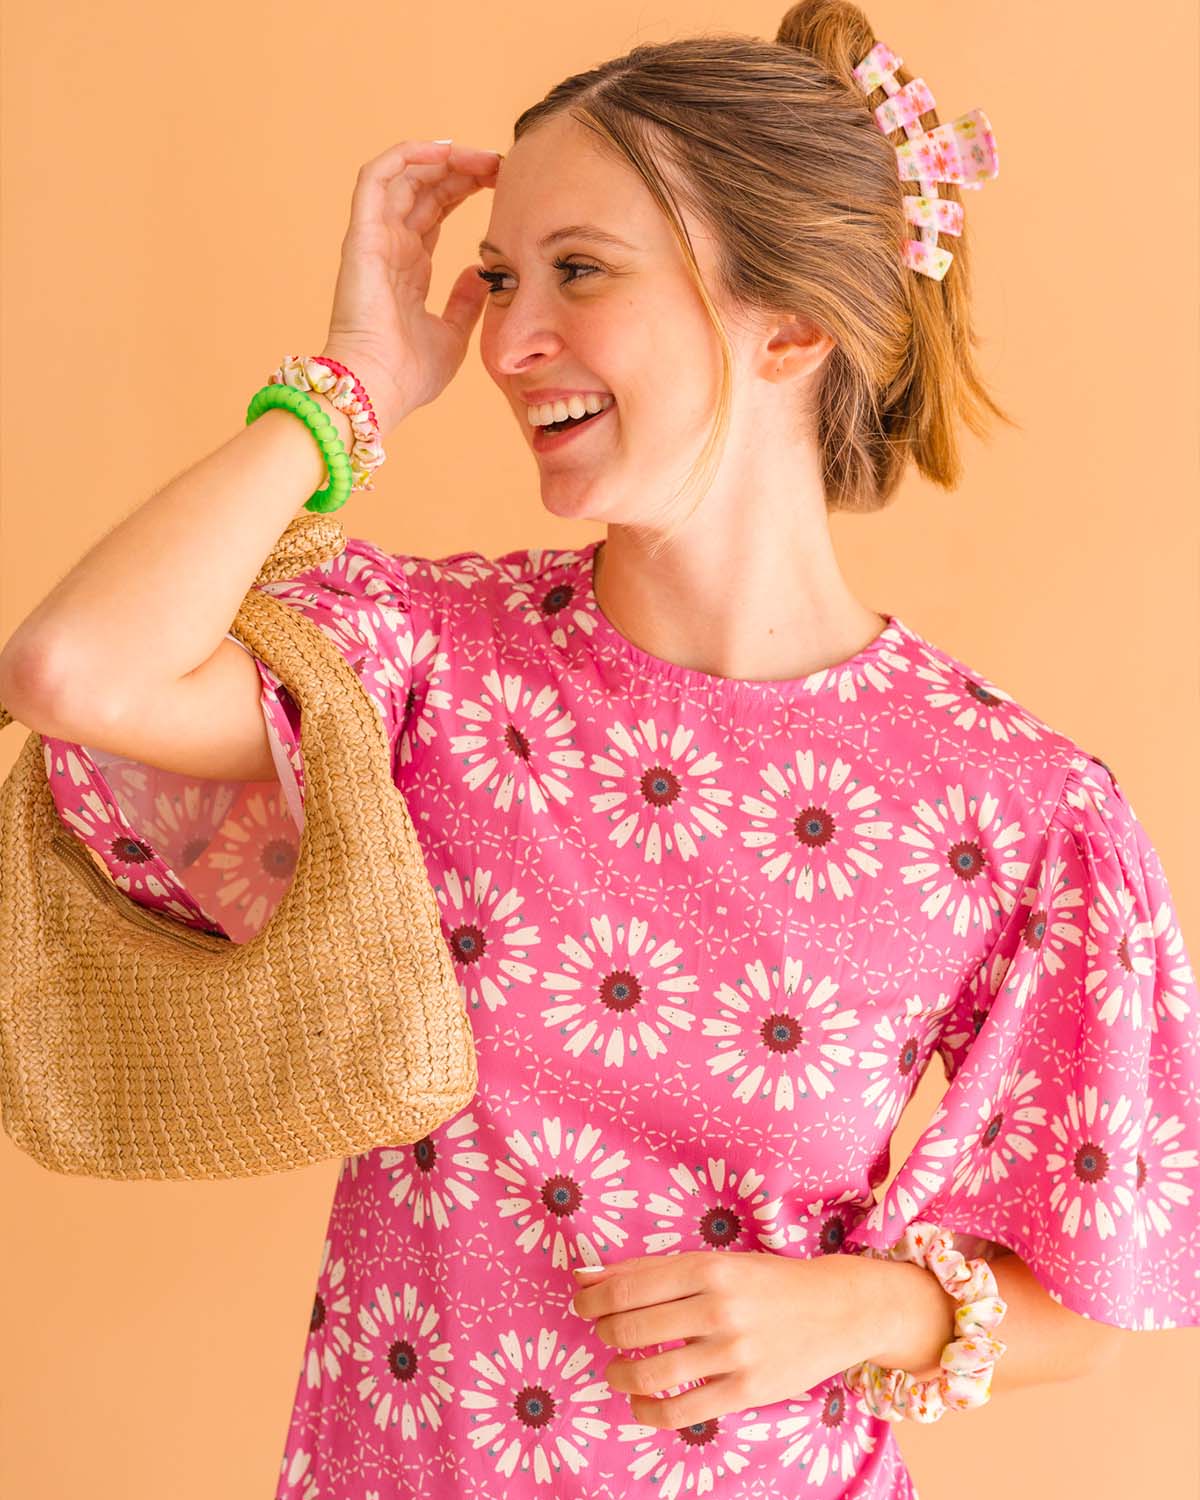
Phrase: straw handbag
[{"left": 0, "top": 513, "right": 478, "bottom": 1181}]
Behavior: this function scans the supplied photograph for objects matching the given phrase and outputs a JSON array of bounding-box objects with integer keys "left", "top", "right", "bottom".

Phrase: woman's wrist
[
  {"left": 856, "top": 1253, "right": 960, "bottom": 1380},
  {"left": 843, "top": 1227, "right": 1010, "bottom": 1424},
  {"left": 306, "top": 388, "right": 354, "bottom": 452}
]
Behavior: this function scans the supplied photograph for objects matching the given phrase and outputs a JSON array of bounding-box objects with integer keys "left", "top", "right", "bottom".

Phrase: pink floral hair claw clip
[{"left": 851, "top": 39, "right": 999, "bottom": 281}]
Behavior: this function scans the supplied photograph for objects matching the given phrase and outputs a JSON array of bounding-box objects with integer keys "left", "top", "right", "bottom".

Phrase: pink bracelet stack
[
  {"left": 842, "top": 1221, "right": 1009, "bottom": 1423},
  {"left": 268, "top": 353, "right": 388, "bottom": 492}
]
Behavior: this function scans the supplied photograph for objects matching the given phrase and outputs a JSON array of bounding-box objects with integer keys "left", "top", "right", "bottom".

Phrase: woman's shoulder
[
  {"left": 886, "top": 614, "right": 1134, "bottom": 839},
  {"left": 361, "top": 538, "right": 586, "bottom": 603},
  {"left": 372, "top": 540, "right": 595, "bottom": 650}
]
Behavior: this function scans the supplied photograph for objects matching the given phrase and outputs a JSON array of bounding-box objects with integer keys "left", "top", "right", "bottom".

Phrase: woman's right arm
[
  {"left": 0, "top": 391, "right": 366, "bottom": 782},
  {"left": 0, "top": 137, "right": 502, "bottom": 784}
]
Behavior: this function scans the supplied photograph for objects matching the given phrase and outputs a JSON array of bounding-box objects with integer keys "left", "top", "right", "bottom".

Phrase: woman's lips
[{"left": 531, "top": 401, "right": 615, "bottom": 453}]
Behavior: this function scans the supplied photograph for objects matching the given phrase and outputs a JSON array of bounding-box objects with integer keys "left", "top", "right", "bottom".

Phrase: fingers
[
  {"left": 348, "top": 140, "right": 500, "bottom": 240},
  {"left": 404, "top": 165, "right": 495, "bottom": 242},
  {"left": 438, "top": 141, "right": 505, "bottom": 165},
  {"left": 396, "top": 153, "right": 500, "bottom": 250},
  {"left": 348, "top": 140, "right": 447, "bottom": 235},
  {"left": 412, "top": 142, "right": 502, "bottom": 211}
]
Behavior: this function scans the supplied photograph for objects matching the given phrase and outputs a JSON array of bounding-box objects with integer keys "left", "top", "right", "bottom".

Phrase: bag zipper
[{"left": 49, "top": 831, "right": 232, "bottom": 950}]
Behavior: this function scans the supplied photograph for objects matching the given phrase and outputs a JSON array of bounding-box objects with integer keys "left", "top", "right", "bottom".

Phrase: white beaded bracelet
[{"left": 842, "top": 1221, "right": 1009, "bottom": 1423}]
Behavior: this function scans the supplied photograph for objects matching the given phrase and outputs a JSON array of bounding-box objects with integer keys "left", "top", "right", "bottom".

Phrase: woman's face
[{"left": 478, "top": 113, "right": 735, "bottom": 530}]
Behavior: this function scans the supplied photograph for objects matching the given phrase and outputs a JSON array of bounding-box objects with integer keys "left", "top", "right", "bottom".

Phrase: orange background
[{"left": 2, "top": 2, "right": 1198, "bottom": 1496}]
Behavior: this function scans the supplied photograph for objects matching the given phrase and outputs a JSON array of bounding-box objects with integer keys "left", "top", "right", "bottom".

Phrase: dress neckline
[{"left": 572, "top": 538, "right": 913, "bottom": 696}]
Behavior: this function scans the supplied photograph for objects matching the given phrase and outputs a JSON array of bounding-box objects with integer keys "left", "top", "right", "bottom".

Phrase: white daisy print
[
  {"left": 701, "top": 954, "right": 860, "bottom": 1107},
  {"left": 996, "top": 845, "right": 1086, "bottom": 1009},
  {"left": 853, "top": 1096, "right": 961, "bottom": 1236},
  {"left": 774, "top": 1378, "right": 882, "bottom": 1487},
  {"left": 857, "top": 992, "right": 954, "bottom": 1129},
  {"left": 1149, "top": 895, "right": 1197, "bottom": 1029},
  {"left": 43, "top": 742, "right": 210, "bottom": 922},
  {"left": 275, "top": 1446, "right": 319, "bottom": 1499},
  {"left": 201, "top": 785, "right": 299, "bottom": 936},
  {"left": 450, "top": 670, "right": 585, "bottom": 814},
  {"left": 1045, "top": 1087, "right": 1142, "bottom": 1239},
  {"left": 643, "top": 1156, "right": 783, "bottom": 1255},
  {"left": 910, "top": 653, "right": 1047, "bottom": 744},
  {"left": 789, "top": 1188, "right": 873, "bottom": 1257},
  {"left": 1131, "top": 1102, "right": 1198, "bottom": 1249},
  {"left": 37, "top": 531, "right": 1200, "bottom": 1477},
  {"left": 898, "top": 781, "right": 1038, "bottom": 939},
  {"left": 376, "top": 1110, "right": 488, "bottom": 1230},
  {"left": 352, "top": 1281, "right": 455, "bottom": 1436},
  {"left": 303, "top": 1237, "right": 354, "bottom": 1388},
  {"left": 799, "top": 626, "right": 910, "bottom": 703},
  {"left": 1061, "top": 752, "right": 1120, "bottom": 822},
  {"left": 261, "top": 570, "right": 404, "bottom": 735},
  {"left": 945, "top": 1061, "right": 1050, "bottom": 1203},
  {"left": 491, "top": 1111, "right": 639, "bottom": 1266},
  {"left": 435, "top": 866, "right": 542, "bottom": 1014},
  {"left": 614, "top": 1401, "right": 778, "bottom": 1498},
  {"left": 397, "top": 635, "right": 454, "bottom": 768},
  {"left": 1082, "top": 876, "right": 1157, "bottom": 1029},
  {"left": 589, "top": 718, "right": 733, "bottom": 862},
  {"left": 739, "top": 751, "right": 892, "bottom": 899},
  {"left": 500, "top": 548, "right": 598, "bottom": 648},
  {"left": 461, "top": 1323, "right": 616, "bottom": 1481},
  {"left": 104, "top": 756, "right": 239, "bottom": 870},
  {"left": 540, "top": 912, "right": 700, "bottom": 1066}
]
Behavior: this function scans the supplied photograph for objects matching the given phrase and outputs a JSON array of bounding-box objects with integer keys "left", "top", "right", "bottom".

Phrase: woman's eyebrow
[{"left": 477, "top": 224, "right": 639, "bottom": 257}]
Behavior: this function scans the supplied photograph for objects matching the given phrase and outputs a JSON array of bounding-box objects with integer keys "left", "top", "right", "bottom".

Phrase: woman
[{"left": 6, "top": 2, "right": 1197, "bottom": 1495}]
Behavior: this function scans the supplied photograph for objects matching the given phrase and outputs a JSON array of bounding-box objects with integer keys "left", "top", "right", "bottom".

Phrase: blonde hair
[{"left": 512, "top": 0, "right": 1018, "bottom": 548}]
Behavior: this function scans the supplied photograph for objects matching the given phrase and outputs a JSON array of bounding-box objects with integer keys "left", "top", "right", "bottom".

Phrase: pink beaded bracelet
[{"left": 841, "top": 1222, "right": 1009, "bottom": 1423}]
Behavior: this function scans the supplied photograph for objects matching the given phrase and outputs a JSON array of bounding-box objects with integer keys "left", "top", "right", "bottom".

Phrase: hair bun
[{"left": 776, "top": 0, "right": 879, "bottom": 87}]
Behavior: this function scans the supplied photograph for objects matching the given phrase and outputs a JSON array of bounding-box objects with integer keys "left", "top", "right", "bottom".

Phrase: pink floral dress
[{"left": 42, "top": 536, "right": 1200, "bottom": 1499}]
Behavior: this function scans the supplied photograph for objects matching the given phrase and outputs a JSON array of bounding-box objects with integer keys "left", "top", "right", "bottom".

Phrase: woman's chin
[{"left": 536, "top": 483, "right": 611, "bottom": 524}]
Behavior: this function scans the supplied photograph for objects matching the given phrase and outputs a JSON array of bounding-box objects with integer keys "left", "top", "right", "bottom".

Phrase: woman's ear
[{"left": 761, "top": 315, "right": 835, "bottom": 384}]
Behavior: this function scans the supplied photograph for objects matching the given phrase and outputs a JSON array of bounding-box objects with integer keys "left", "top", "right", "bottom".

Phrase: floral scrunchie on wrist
[
  {"left": 842, "top": 1222, "right": 1009, "bottom": 1423},
  {"left": 269, "top": 353, "right": 387, "bottom": 493}
]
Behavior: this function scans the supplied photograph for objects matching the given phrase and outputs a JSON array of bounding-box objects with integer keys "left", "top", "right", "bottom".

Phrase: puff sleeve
[
  {"left": 41, "top": 536, "right": 419, "bottom": 944},
  {"left": 842, "top": 752, "right": 1200, "bottom": 1330}
]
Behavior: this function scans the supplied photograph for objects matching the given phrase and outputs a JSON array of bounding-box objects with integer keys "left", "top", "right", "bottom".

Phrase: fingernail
[
  {"left": 433, "top": 138, "right": 452, "bottom": 144},
  {"left": 573, "top": 1265, "right": 606, "bottom": 1275}
]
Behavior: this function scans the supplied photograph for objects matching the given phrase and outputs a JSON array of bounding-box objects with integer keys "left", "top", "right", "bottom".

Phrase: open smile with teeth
[{"left": 527, "top": 393, "right": 615, "bottom": 434}]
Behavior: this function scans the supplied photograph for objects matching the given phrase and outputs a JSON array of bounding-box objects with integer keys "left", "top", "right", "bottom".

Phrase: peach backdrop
[{"left": 2, "top": 2, "right": 1197, "bottom": 1496}]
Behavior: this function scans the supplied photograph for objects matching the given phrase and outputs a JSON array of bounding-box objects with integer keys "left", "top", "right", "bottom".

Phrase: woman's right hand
[{"left": 320, "top": 139, "right": 502, "bottom": 435}]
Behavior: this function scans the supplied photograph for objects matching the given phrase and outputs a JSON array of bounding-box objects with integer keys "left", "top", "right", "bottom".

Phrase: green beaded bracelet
[{"left": 245, "top": 383, "right": 354, "bottom": 513}]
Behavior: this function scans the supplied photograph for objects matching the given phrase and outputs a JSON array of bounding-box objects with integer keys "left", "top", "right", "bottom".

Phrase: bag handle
[{"left": 0, "top": 513, "right": 348, "bottom": 734}]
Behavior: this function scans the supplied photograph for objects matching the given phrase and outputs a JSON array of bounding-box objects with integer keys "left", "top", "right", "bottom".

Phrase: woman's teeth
[{"left": 528, "top": 393, "right": 615, "bottom": 428}]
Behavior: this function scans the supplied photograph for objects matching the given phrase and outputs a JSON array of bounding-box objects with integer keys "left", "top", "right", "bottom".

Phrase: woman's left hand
[{"left": 569, "top": 1249, "right": 885, "bottom": 1429}]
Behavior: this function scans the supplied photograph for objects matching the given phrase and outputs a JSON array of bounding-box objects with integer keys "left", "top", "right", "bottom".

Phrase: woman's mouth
[{"left": 532, "top": 401, "right": 615, "bottom": 452}]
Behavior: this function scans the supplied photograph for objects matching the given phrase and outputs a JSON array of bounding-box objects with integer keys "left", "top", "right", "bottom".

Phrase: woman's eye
[
  {"left": 475, "top": 258, "right": 600, "bottom": 296},
  {"left": 475, "top": 268, "right": 511, "bottom": 295}
]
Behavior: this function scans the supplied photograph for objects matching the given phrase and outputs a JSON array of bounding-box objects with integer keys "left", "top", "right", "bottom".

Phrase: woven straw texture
[{"left": 0, "top": 513, "right": 478, "bottom": 1181}]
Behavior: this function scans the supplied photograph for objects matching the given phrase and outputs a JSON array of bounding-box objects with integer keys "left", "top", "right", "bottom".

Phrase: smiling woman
[
  {"left": 8, "top": 0, "right": 1196, "bottom": 1497},
  {"left": 244, "top": 3, "right": 1197, "bottom": 1482},
  {"left": 481, "top": 31, "right": 1014, "bottom": 538}
]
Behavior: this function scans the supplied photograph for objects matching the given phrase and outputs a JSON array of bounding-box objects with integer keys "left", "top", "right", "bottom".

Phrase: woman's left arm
[{"left": 860, "top": 1246, "right": 1126, "bottom": 1390}]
